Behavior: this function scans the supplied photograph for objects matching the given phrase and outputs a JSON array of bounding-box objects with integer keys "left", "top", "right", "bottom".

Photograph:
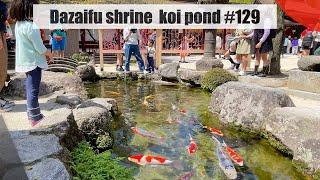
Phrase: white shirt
[
  {"left": 216, "top": 36, "right": 222, "bottom": 49},
  {"left": 146, "top": 46, "right": 155, "bottom": 57},
  {"left": 123, "top": 27, "right": 140, "bottom": 45},
  {"left": 298, "top": 39, "right": 302, "bottom": 47}
]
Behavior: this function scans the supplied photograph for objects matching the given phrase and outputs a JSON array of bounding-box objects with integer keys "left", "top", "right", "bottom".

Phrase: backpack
[
  {"left": 302, "top": 31, "right": 314, "bottom": 48},
  {"left": 314, "top": 46, "right": 320, "bottom": 56}
]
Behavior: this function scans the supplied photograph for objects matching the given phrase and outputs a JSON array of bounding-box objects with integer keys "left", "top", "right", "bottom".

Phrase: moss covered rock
[{"left": 200, "top": 68, "right": 237, "bottom": 92}]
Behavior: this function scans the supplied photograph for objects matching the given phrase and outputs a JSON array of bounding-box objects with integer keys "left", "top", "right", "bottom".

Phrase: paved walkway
[
  {"left": 0, "top": 92, "right": 71, "bottom": 179},
  {"left": 95, "top": 54, "right": 300, "bottom": 73}
]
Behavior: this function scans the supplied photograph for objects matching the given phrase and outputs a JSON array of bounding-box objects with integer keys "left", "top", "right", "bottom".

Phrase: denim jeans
[
  {"left": 147, "top": 56, "right": 154, "bottom": 72},
  {"left": 25, "top": 67, "right": 43, "bottom": 121},
  {"left": 124, "top": 44, "right": 145, "bottom": 71}
]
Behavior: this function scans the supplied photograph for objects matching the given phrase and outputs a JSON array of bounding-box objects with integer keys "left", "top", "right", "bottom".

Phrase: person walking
[
  {"left": 51, "top": 29, "right": 66, "bottom": 57},
  {"left": 291, "top": 37, "right": 299, "bottom": 55},
  {"left": 282, "top": 36, "right": 289, "bottom": 56},
  {"left": 123, "top": 27, "right": 146, "bottom": 73},
  {"left": 286, "top": 36, "right": 292, "bottom": 54},
  {"left": 301, "top": 28, "right": 314, "bottom": 56},
  {"left": 216, "top": 33, "right": 222, "bottom": 58},
  {"left": 298, "top": 37, "right": 303, "bottom": 55},
  {"left": 311, "top": 30, "right": 320, "bottom": 55},
  {"left": 235, "top": 29, "right": 253, "bottom": 76},
  {"left": 0, "top": 0, "right": 15, "bottom": 112},
  {"left": 145, "top": 41, "right": 155, "bottom": 73},
  {"left": 10, "top": 0, "right": 53, "bottom": 126},
  {"left": 252, "top": 27, "right": 273, "bottom": 77}
]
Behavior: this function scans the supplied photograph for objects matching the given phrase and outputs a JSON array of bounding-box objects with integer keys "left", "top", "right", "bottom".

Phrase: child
[
  {"left": 179, "top": 35, "right": 194, "bottom": 63},
  {"left": 10, "top": 0, "right": 53, "bottom": 126},
  {"left": 51, "top": 29, "right": 66, "bottom": 57},
  {"left": 224, "top": 35, "right": 240, "bottom": 71},
  {"left": 146, "top": 41, "right": 155, "bottom": 73},
  {"left": 291, "top": 37, "right": 299, "bottom": 55}
]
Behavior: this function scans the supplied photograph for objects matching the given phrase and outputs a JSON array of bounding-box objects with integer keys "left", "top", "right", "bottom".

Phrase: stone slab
[
  {"left": 26, "top": 158, "right": 70, "bottom": 180},
  {"left": 239, "top": 75, "right": 288, "bottom": 88},
  {"left": 288, "top": 70, "right": 320, "bottom": 94},
  {"left": 13, "top": 134, "right": 62, "bottom": 164}
]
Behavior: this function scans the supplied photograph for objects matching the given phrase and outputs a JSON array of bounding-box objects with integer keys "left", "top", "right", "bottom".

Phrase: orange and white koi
[
  {"left": 203, "top": 126, "right": 224, "bottom": 136},
  {"left": 225, "top": 146, "right": 244, "bottom": 166},
  {"left": 187, "top": 134, "right": 197, "bottom": 155},
  {"left": 179, "top": 109, "right": 187, "bottom": 115},
  {"left": 128, "top": 155, "right": 173, "bottom": 166},
  {"left": 131, "top": 127, "right": 163, "bottom": 140}
]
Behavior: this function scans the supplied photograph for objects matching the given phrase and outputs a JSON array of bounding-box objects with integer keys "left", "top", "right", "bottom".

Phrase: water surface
[{"left": 86, "top": 80, "right": 309, "bottom": 180}]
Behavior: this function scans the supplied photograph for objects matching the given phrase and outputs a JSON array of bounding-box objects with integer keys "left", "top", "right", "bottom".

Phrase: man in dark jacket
[{"left": 0, "top": 0, "right": 14, "bottom": 112}]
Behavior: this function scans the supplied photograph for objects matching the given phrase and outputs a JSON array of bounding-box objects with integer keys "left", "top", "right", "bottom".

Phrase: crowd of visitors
[{"left": 282, "top": 28, "right": 320, "bottom": 56}]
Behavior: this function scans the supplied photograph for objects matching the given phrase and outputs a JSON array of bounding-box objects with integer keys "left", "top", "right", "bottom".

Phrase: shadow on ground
[{"left": 0, "top": 115, "right": 28, "bottom": 179}]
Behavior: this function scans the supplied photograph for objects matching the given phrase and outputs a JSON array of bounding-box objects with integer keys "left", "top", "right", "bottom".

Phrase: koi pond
[{"left": 86, "top": 80, "right": 309, "bottom": 180}]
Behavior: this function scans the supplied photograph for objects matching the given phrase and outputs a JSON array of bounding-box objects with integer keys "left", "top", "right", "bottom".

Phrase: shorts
[
  {"left": 52, "top": 37, "right": 66, "bottom": 51},
  {"left": 253, "top": 32, "right": 273, "bottom": 54},
  {"left": 302, "top": 46, "right": 311, "bottom": 50}
]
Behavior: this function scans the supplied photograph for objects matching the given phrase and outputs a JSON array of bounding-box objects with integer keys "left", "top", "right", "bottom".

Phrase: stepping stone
[
  {"left": 26, "top": 158, "right": 69, "bottom": 180},
  {"left": 13, "top": 134, "right": 62, "bottom": 164}
]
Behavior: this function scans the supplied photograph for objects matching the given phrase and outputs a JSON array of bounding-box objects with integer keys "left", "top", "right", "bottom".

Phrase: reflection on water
[{"left": 86, "top": 80, "right": 309, "bottom": 180}]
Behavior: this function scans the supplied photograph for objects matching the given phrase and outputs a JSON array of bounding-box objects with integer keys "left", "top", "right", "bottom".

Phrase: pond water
[{"left": 86, "top": 80, "right": 309, "bottom": 180}]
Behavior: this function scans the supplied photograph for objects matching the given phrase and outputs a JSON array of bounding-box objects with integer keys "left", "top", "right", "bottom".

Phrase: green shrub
[
  {"left": 71, "top": 52, "right": 91, "bottom": 63},
  {"left": 200, "top": 68, "right": 237, "bottom": 92},
  {"left": 71, "top": 142, "right": 134, "bottom": 180}
]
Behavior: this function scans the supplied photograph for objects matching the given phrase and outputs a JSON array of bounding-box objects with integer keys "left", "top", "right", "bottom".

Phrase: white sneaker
[
  {"left": 143, "top": 70, "right": 149, "bottom": 74},
  {"left": 239, "top": 71, "right": 246, "bottom": 76}
]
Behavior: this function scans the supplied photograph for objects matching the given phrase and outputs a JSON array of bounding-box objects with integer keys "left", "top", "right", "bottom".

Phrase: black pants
[
  {"left": 282, "top": 46, "right": 287, "bottom": 54},
  {"left": 147, "top": 56, "right": 155, "bottom": 72}
]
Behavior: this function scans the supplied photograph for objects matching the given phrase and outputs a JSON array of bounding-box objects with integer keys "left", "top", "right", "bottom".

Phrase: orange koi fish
[
  {"left": 225, "top": 146, "right": 244, "bottom": 166},
  {"left": 187, "top": 134, "right": 197, "bottom": 155},
  {"left": 131, "top": 127, "right": 163, "bottom": 140},
  {"left": 179, "top": 109, "right": 187, "bottom": 115},
  {"left": 128, "top": 155, "right": 173, "bottom": 166},
  {"left": 203, "top": 126, "right": 224, "bottom": 136}
]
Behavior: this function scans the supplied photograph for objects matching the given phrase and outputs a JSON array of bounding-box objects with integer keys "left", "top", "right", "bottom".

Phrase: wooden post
[
  {"left": 155, "top": 29, "right": 162, "bottom": 68},
  {"left": 98, "top": 29, "right": 104, "bottom": 71}
]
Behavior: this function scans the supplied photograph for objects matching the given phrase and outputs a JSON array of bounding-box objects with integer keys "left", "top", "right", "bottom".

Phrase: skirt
[{"left": 236, "top": 39, "right": 251, "bottom": 55}]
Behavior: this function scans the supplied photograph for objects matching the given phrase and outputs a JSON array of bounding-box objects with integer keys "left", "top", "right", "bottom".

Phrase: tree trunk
[
  {"left": 269, "top": 5, "right": 284, "bottom": 75},
  {"left": 203, "top": 29, "right": 217, "bottom": 59},
  {"left": 65, "top": 29, "right": 80, "bottom": 58}
]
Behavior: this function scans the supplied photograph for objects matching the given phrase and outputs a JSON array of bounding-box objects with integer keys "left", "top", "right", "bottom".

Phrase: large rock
[
  {"left": 298, "top": 56, "right": 320, "bottom": 71},
  {"left": 73, "top": 105, "right": 114, "bottom": 149},
  {"left": 158, "top": 62, "right": 180, "bottom": 81},
  {"left": 75, "top": 64, "right": 98, "bottom": 81},
  {"left": 178, "top": 68, "right": 206, "bottom": 86},
  {"left": 26, "top": 158, "right": 70, "bottom": 180},
  {"left": 73, "top": 106, "right": 113, "bottom": 133},
  {"left": 77, "top": 98, "right": 118, "bottom": 115},
  {"left": 288, "top": 70, "right": 320, "bottom": 94},
  {"left": 195, "top": 58, "right": 223, "bottom": 71},
  {"left": 56, "top": 94, "right": 83, "bottom": 107},
  {"left": 265, "top": 107, "right": 320, "bottom": 174},
  {"left": 210, "top": 82, "right": 295, "bottom": 131},
  {"left": 4, "top": 71, "right": 86, "bottom": 98}
]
